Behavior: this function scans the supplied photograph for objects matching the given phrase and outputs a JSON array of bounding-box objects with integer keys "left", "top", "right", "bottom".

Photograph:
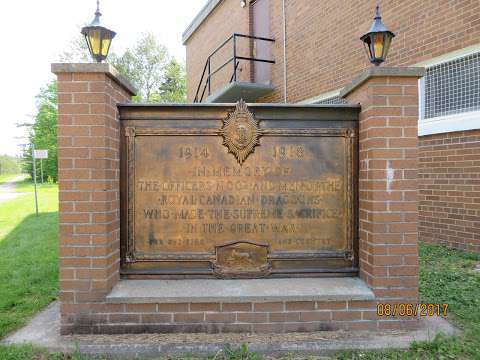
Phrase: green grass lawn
[
  {"left": 0, "top": 180, "right": 58, "bottom": 339},
  {"left": 0, "top": 179, "right": 479, "bottom": 359},
  {"left": 338, "top": 244, "right": 480, "bottom": 359}
]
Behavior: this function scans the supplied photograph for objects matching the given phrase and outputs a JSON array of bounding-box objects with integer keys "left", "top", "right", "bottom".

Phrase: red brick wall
[
  {"left": 185, "top": 0, "right": 480, "bottom": 103},
  {"left": 419, "top": 129, "right": 480, "bottom": 253},
  {"left": 343, "top": 70, "right": 421, "bottom": 326},
  {"left": 56, "top": 300, "right": 385, "bottom": 334},
  {"left": 55, "top": 66, "right": 133, "bottom": 334}
]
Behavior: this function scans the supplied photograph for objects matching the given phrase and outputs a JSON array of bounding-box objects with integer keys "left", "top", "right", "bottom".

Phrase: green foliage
[
  {"left": 58, "top": 33, "right": 91, "bottom": 63},
  {"left": 419, "top": 243, "right": 480, "bottom": 330},
  {"left": 0, "top": 345, "right": 105, "bottom": 360},
  {"left": 410, "top": 333, "right": 477, "bottom": 359},
  {"left": 209, "top": 344, "right": 263, "bottom": 360},
  {"left": 109, "top": 32, "right": 187, "bottom": 103},
  {"left": 0, "top": 344, "right": 39, "bottom": 360},
  {"left": 21, "top": 82, "right": 58, "bottom": 182},
  {"left": 0, "top": 343, "right": 265, "bottom": 360},
  {"left": 0, "top": 181, "right": 58, "bottom": 339},
  {"left": 0, "top": 155, "right": 21, "bottom": 175},
  {"left": 338, "top": 333, "right": 478, "bottom": 359},
  {"left": 61, "top": 32, "right": 187, "bottom": 104},
  {"left": 60, "top": 31, "right": 187, "bottom": 106},
  {"left": 109, "top": 32, "right": 170, "bottom": 102},
  {"left": 23, "top": 33, "right": 187, "bottom": 184},
  {"left": 154, "top": 59, "right": 187, "bottom": 103}
]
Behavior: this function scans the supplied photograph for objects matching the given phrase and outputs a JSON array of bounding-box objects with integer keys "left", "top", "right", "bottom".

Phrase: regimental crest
[{"left": 219, "top": 100, "right": 261, "bottom": 165}]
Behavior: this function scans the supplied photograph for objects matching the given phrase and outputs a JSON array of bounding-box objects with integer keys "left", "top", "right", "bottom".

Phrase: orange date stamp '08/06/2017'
[{"left": 377, "top": 303, "right": 449, "bottom": 317}]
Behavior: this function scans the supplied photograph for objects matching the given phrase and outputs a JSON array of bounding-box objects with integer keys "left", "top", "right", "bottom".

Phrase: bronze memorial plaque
[{"left": 120, "top": 101, "right": 358, "bottom": 278}]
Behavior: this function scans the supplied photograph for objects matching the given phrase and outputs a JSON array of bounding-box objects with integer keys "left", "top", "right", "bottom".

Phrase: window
[
  {"left": 419, "top": 52, "right": 480, "bottom": 135},
  {"left": 423, "top": 52, "right": 480, "bottom": 118}
]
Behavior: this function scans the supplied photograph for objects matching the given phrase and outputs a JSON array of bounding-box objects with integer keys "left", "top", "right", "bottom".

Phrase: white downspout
[{"left": 282, "top": 0, "right": 287, "bottom": 103}]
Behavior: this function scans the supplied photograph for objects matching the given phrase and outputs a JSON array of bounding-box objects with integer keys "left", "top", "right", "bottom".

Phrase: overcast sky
[{"left": 0, "top": 0, "right": 207, "bottom": 156}]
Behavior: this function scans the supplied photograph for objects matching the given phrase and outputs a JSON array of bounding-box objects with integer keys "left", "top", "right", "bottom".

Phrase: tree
[
  {"left": 110, "top": 32, "right": 169, "bottom": 102},
  {"left": 0, "top": 155, "right": 21, "bottom": 175},
  {"left": 22, "top": 82, "right": 58, "bottom": 182},
  {"left": 22, "top": 33, "right": 187, "bottom": 182},
  {"left": 58, "top": 32, "right": 91, "bottom": 63},
  {"left": 60, "top": 32, "right": 187, "bottom": 104},
  {"left": 153, "top": 59, "right": 187, "bottom": 103}
]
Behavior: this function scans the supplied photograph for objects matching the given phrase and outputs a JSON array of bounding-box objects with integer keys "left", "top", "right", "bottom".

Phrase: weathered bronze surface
[
  {"left": 214, "top": 241, "right": 270, "bottom": 278},
  {"left": 119, "top": 102, "right": 359, "bottom": 278}
]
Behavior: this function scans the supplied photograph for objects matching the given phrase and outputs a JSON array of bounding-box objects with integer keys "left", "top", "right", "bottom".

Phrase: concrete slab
[
  {"left": 1, "top": 302, "right": 71, "bottom": 353},
  {"left": 2, "top": 301, "right": 459, "bottom": 358},
  {"left": 106, "top": 278, "right": 375, "bottom": 304},
  {"left": 207, "top": 82, "right": 275, "bottom": 103}
]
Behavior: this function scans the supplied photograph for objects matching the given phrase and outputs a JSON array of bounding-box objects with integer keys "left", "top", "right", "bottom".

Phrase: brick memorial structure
[
  {"left": 53, "top": 63, "right": 424, "bottom": 334},
  {"left": 341, "top": 67, "right": 424, "bottom": 316},
  {"left": 54, "top": 64, "right": 136, "bottom": 333}
]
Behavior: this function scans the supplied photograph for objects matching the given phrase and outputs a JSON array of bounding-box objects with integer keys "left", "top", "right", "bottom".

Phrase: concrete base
[
  {"left": 2, "top": 301, "right": 459, "bottom": 358},
  {"left": 107, "top": 278, "right": 375, "bottom": 304}
]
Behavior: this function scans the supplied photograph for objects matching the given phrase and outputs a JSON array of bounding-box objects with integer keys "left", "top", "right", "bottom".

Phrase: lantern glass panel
[
  {"left": 362, "top": 37, "right": 373, "bottom": 60},
  {"left": 373, "top": 33, "right": 385, "bottom": 59},
  {"left": 383, "top": 34, "right": 393, "bottom": 59},
  {"left": 101, "top": 36, "right": 111, "bottom": 57},
  {"left": 88, "top": 29, "right": 102, "bottom": 56},
  {"left": 101, "top": 30, "right": 115, "bottom": 58}
]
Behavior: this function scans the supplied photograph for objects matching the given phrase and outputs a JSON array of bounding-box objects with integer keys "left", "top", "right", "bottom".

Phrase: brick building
[{"left": 183, "top": 0, "right": 480, "bottom": 252}]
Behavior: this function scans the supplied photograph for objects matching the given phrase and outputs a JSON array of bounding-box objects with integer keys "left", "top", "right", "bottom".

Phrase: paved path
[{"left": 0, "top": 175, "right": 25, "bottom": 203}]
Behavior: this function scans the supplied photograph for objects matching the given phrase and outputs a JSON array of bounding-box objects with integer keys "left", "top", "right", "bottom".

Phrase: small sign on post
[
  {"left": 33, "top": 150, "right": 48, "bottom": 159},
  {"left": 33, "top": 150, "right": 48, "bottom": 184}
]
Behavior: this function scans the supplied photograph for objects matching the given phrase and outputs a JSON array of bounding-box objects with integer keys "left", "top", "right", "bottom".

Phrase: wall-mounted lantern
[
  {"left": 81, "top": 0, "right": 116, "bottom": 63},
  {"left": 360, "top": 6, "right": 395, "bottom": 66}
]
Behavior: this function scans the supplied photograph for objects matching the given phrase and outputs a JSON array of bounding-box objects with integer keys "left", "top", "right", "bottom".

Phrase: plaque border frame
[{"left": 124, "top": 126, "right": 356, "bottom": 269}]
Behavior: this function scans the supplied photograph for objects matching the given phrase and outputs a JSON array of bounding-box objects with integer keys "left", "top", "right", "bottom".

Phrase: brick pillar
[
  {"left": 341, "top": 67, "right": 425, "bottom": 329},
  {"left": 52, "top": 63, "right": 136, "bottom": 334}
]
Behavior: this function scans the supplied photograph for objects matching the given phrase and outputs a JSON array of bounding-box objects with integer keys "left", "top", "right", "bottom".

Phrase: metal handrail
[{"left": 194, "top": 33, "right": 275, "bottom": 103}]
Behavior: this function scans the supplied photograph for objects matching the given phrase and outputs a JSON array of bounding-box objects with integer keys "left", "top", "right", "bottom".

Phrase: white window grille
[
  {"left": 422, "top": 52, "right": 480, "bottom": 119},
  {"left": 314, "top": 96, "right": 347, "bottom": 105},
  {"left": 419, "top": 52, "right": 480, "bottom": 135}
]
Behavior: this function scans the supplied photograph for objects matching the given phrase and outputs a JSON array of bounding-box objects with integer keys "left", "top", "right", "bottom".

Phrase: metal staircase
[{"left": 194, "top": 33, "right": 275, "bottom": 103}]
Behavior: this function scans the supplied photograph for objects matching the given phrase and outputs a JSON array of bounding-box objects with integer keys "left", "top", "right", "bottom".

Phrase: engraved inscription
[
  {"left": 178, "top": 146, "right": 210, "bottom": 159},
  {"left": 131, "top": 134, "right": 351, "bottom": 258}
]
